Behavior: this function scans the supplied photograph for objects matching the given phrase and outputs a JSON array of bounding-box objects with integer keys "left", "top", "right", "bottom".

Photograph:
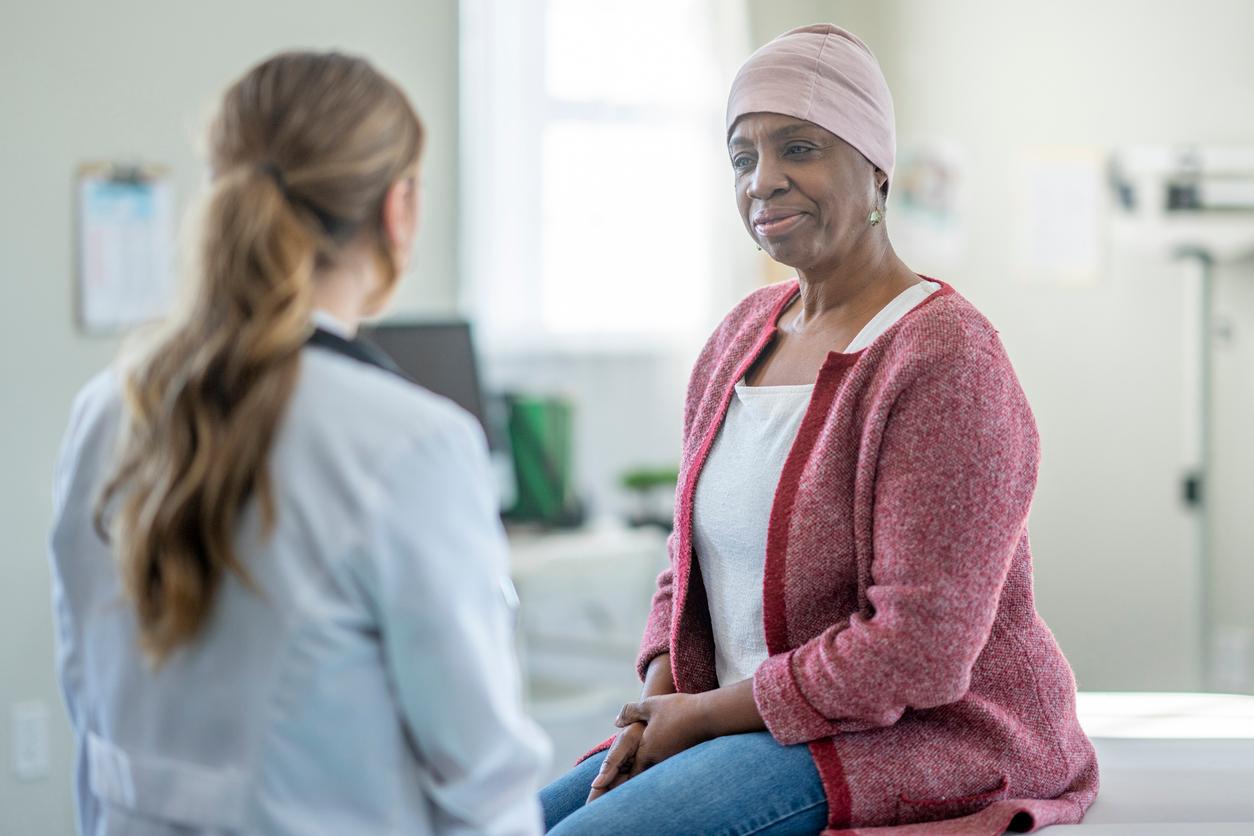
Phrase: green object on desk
[{"left": 504, "top": 395, "right": 583, "bottom": 527}]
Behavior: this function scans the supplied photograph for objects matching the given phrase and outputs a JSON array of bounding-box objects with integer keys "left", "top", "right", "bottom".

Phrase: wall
[{"left": 0, "top": 2, "right": 459, "bottom": 831}]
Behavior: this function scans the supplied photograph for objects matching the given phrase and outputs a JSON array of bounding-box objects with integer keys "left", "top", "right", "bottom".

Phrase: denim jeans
[{"left": 540, "top": 731, "right": 827, "bottom": 835}]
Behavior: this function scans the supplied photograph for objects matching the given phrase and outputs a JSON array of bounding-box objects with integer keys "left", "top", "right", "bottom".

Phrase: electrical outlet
[{"left": 11, "top": 701, "right": 49, "bottom": 781}]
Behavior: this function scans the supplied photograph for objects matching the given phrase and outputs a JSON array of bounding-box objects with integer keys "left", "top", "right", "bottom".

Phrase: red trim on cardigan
[
  {"left": 762, "top": 349, "right": 858, "bottom": 654},
  {"left": 809, "top": 738, "right": 853, "bottom": 828},
  {"left": 762, "top": 352, "right": 855, "bottom": 829}
]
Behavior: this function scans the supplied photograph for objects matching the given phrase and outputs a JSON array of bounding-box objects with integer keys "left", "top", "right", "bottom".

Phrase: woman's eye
[
  {"left": 731, "top": 155, "right": 754, "bottom": 171},
  {"left": 785, "top": 144, "right": 814, "bottom": 156}
]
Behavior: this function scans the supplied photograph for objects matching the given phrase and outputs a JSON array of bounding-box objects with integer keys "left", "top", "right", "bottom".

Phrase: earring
[{"left": 868, "top": 208, "right": 883, "bottom": 226}]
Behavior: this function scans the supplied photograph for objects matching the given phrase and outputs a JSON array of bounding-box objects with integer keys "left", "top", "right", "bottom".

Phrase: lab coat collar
[{"left": 306, "top": 327, "right": 411, "bottom": 382}]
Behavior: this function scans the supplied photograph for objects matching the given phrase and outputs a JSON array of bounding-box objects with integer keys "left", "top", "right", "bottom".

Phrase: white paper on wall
[
  {"left": 1011, "top": 146, "right": 1107, "bottom": 286},
  {"left": 76, "top": 164, "right": 176, "bottom": 334}
]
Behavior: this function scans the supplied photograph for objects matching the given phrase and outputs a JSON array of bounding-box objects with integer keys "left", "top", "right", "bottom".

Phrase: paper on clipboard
[{"left": 76, "top": 164, "right": 176, "bottom": 334}]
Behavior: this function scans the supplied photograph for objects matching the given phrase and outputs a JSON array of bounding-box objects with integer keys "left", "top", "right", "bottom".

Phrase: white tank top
[{"left": 692, "top": 280, "right": 939, "bottom": 686}]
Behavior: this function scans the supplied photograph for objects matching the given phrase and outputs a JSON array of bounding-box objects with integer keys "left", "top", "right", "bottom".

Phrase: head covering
[{"left": 726, "top": 24, "right": 896, "bottom": 186}]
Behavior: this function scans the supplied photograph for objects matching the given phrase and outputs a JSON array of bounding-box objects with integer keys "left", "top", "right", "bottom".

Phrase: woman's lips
[{"left": 753, "top": 212, "right": 806, "bottom": 237}]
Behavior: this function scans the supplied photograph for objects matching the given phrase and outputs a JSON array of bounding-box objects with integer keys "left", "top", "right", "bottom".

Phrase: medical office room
[{"left": 3, "top": 0, "right": 1254, "bottom": 833}]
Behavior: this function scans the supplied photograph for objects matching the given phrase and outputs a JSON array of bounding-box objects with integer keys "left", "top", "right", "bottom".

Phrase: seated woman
[
  {"left": 49, "top": 52, "right": 548, "bottom": 835},
  {"left": 541, "top": 24, "right": 1098, "bottom": 836}
]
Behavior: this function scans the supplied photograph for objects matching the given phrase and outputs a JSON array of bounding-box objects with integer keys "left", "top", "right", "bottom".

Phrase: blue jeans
[{"left": 540, "top": 732, "right": 827, "bottom": 835}]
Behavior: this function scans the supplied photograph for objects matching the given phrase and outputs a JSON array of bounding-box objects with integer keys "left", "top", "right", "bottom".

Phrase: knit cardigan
[{"left": 587, "top": 278, "right": 1099, "bottom": 835}]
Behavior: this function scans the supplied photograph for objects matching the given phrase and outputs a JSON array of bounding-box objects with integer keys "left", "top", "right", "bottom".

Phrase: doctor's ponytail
[{"left": 95, "top": 52, "right": 424, "bottom": 664}]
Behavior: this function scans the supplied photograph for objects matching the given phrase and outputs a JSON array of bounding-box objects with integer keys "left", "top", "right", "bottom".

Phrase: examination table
[{"left": 1049, "top": 692, "right": 1254, "bottom": 834}]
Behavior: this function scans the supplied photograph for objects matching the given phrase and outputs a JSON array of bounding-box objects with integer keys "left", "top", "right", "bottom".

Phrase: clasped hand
[{"left": 585, "top": 693, "right": 711, "bottom": 803}]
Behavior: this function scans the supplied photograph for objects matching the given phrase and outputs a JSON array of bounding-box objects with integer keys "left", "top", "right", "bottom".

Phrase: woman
[
  {"left": 49, "top": 52, "right": 549, "bottom": 835},
  {"left": 541, "top": 24, "right": 1098, "bottom": 835}
]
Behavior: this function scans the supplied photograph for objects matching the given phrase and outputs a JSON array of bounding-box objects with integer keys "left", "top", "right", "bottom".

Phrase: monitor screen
[{"left": 361, "top": 321, "right": 488, "bottom": 437}]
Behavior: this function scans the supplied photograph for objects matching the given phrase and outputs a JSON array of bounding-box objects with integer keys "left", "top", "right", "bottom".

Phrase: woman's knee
[{"left": 540, "top": 751, "right": 606, "bottom": 831}]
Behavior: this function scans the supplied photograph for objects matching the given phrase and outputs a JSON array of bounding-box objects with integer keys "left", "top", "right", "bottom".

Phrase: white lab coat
[{"left": 48, "top": 342, "right": 551, "bottom": 835}]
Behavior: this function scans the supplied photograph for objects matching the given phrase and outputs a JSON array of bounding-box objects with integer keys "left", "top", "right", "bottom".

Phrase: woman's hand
[
  {"left": 586, "top": 721, "right": 645, "bottom": 803},
  {"left": 584, "top": 677, "right": 768, "bottom": 802},
  {"left": 585, "top": 692, "right": 714, "bottom": 803},
  {"left": 615, "top": 693, "right": 714, "bottom": 765}
]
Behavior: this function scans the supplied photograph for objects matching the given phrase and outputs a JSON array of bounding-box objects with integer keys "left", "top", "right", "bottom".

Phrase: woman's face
[{"left": 729, "top": 113, "right": 884, "bottom": 272}]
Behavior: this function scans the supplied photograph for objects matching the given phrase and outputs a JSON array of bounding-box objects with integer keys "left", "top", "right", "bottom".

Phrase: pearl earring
[{"left": 868, "top": 208, "right": 883, "bottom": 226}]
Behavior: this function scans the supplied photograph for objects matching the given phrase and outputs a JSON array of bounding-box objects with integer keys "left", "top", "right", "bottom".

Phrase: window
[{"left": 460, "top": 0, "right": 751, "bottom": 351}]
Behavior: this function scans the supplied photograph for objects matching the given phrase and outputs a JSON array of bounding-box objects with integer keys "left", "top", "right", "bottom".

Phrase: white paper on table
[
  {"left": 1011, "top": 146, "right": 1108, "bottom": 286},
  {"left": 76, "top": 166, "right": 176, "bottom": 334}
]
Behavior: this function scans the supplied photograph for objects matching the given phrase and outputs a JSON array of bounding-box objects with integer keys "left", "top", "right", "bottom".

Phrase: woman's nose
[{"left": 746, "top": 156, "right": 788, "bottom": 201}]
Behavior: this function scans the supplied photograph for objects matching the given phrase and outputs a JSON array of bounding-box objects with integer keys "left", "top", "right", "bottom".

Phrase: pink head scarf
[{"left": 726, "top": 24, "right": 896, "bottom": 187}]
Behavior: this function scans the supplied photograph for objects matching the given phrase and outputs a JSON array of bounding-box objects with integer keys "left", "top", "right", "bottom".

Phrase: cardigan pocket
[{"left": 896, "top": 775, "right": 1010, "bottom": 824}]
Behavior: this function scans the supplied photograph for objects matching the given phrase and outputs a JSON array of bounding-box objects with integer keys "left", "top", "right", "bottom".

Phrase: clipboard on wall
[{"left": 75, "top": 162, "right": 177, "bottom": 335}]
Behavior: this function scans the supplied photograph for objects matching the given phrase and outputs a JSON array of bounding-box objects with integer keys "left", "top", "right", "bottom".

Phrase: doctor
[{"left": 49, "top": 51, "right": 549, "bottom": 835}]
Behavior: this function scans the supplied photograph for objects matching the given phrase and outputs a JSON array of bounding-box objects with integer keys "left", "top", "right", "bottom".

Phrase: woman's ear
[
  {"left": 875, "top": 169, "right": 890, "bottom": 203},
  {"left": 381, "top": 176, "right": 420, "bottom": 270}
]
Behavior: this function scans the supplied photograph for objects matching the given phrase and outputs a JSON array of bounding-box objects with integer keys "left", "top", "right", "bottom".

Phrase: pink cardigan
[{"left": 595, "top": 278, "right": 1099, "bottom": 834}]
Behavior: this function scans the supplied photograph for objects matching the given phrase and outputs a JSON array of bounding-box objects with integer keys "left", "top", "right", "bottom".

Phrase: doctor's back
[{"left": 48, "top": 51, "right": 549, "bottom": 836}]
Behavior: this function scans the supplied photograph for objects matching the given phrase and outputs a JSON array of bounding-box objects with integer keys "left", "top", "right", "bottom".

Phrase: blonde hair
[{"left": 95, "top": 51, "right": 424, "bottom": 664}]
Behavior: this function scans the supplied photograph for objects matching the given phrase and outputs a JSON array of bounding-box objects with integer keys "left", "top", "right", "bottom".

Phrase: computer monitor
[{"left": 361, "top": 321, "right": 489, "bottom": 438}]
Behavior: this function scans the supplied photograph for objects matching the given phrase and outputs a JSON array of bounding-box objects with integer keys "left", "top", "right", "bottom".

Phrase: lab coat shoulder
[
  {"left": 295, "top": 345, "right": 487, "bottom": 464},
  {"left": 276, "top": 349, "right": 499, "bottom": 565}
]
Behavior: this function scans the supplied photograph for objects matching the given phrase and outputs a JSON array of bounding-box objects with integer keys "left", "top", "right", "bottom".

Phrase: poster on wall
[{"left": 75, "top": 162, "right": 176, "bottom": 335}]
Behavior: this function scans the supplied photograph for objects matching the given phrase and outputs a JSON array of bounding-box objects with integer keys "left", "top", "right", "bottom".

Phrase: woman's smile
[{"left": 752, "top": 209, "right": 808, "bottom": 237}]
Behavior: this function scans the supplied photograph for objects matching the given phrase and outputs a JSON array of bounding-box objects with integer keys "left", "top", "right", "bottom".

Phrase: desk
[{"left": 509, "top": 520, "right": 667, "bottom": 653}]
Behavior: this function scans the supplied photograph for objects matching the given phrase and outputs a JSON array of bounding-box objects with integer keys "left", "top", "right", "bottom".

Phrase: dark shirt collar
[{"left": 305, "top": 327, "right": 411, "bottom": 382}]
